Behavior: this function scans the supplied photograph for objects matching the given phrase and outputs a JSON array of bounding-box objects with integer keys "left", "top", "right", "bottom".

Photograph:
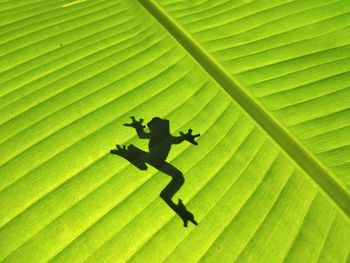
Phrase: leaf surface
[{"left": 0, "top": 0, "right": 349, "bottom": 262}]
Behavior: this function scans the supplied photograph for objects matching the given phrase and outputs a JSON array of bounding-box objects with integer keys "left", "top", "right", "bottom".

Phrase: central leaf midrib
[{"left": 137, "top": 0, "right": 350, "bottom": 218}]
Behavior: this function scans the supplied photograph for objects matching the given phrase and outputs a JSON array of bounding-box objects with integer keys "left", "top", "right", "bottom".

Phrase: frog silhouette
[{"left": 111, "top": 116, "right": 200, "bottom": 227}]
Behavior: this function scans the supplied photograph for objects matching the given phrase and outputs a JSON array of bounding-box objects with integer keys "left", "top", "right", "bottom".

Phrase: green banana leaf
[{"left": 0, "top": 0, "right": 349, "bottom": 262}]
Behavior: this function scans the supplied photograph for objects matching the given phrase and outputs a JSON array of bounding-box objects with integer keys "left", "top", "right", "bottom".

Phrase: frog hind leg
[{"left": 110, "top": 144, "right": 148, "bottom": 171}]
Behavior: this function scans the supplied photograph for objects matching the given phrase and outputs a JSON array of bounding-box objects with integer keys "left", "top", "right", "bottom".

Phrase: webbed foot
[
  {"left": 110, "top": 144, "right": 128, "bottom": 156},
  {"left": 110, "top": 144, "right": 148, "bottom": 171},
  {"left": 176, "top": 199, "right": 198, "bottom": 227}
]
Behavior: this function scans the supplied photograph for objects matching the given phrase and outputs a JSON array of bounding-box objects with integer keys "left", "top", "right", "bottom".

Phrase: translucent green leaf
[{"left": 0, "top": 0, "right": 349, "bottom": 262}]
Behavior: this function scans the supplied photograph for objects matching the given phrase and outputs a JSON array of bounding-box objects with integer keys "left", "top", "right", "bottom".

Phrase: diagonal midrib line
[{"left": 136, "top": 0, "right": 350, "bottom": 218}]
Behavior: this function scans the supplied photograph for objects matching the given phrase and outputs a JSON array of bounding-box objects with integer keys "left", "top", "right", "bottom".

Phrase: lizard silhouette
[{"left": 111, "top": 116, "right": 200, "bottom": 227}]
